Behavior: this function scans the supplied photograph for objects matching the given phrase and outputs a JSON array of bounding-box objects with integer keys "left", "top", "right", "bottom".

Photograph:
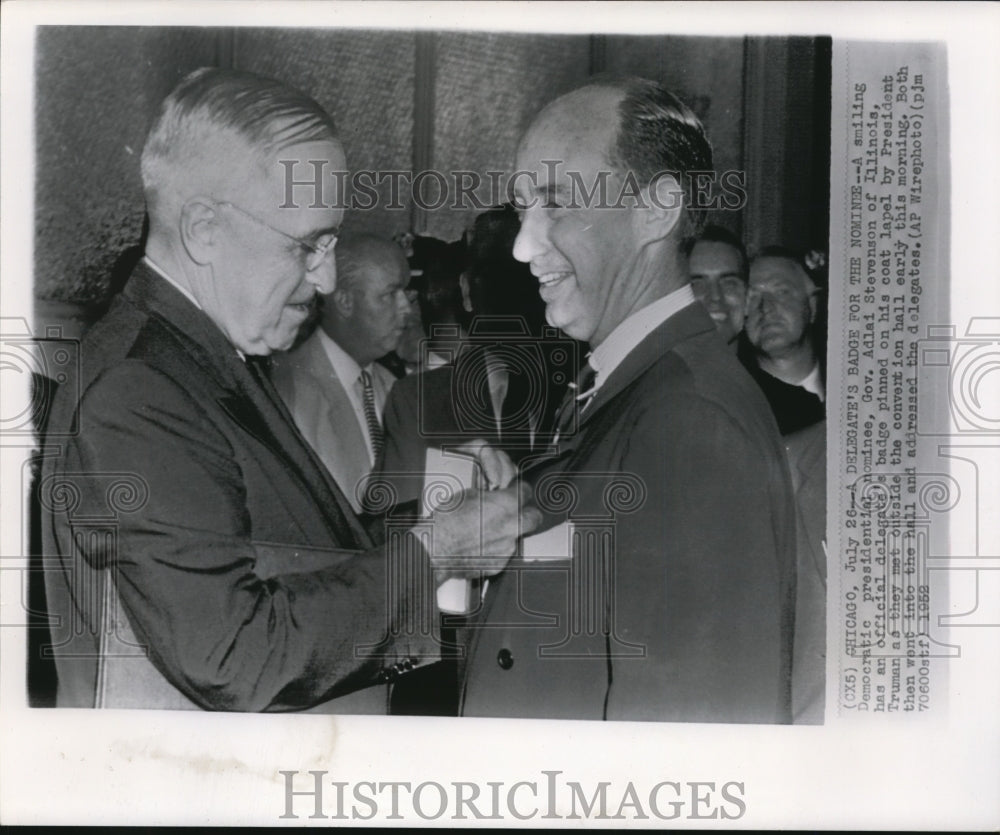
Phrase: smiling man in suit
[
  {"left": 272, "top": 234, "right": 411, "bottom": 512},
  {"left": 40, "top": 67, "right": 536, "bottom": 713},
  {"left": 460, "top": 77, "right": 797, "bottom": 723}
]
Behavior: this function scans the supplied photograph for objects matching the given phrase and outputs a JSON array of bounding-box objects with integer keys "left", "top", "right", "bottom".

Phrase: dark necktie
[
  {"left": 360, "top": 369, "right": 384, "bottom": 461},
  {"left": 551, "top": 360, "right": 597, "bottom": 445}
]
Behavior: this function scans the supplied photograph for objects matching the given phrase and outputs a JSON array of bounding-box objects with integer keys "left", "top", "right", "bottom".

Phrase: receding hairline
[
  {"left": 334, "top": 234, "right": 408, "bottom": 293},
  {"left": 749, "top": 254, "right": 817, "bottom": 291},
  {"left": 141, "top": 67, "right": 339, "bottom": 214},
  {"left": 518, "top": 84, "right": 623, "bottom": 158}
]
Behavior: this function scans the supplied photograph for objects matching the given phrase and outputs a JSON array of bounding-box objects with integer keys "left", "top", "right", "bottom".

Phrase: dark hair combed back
[
  {"left": 683, "top": 224, "right": 749, "bottom": 279},
  {"left": 600, "top": 77, "right": 714, "bottom": 235}
]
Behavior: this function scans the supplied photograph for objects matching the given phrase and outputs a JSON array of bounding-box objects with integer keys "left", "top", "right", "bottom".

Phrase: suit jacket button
[{"left": 497, "top": 648, "right": 514, "bottom": 670}]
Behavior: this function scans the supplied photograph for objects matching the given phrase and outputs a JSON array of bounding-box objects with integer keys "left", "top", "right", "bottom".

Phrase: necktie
[
  {"left": 551, "top": 360, "right": 597, "bottom": 445},
  {"left": 360, "top": 369, "right": 384, "bottom": 461}
]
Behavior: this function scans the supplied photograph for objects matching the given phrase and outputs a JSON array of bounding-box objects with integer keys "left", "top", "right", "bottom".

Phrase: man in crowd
[
  {"left": 378, "top": 205, "right": 570, "bottom": 716},
  {"left": 40, "top": 67, "right": 536, "bottom": 713},
  {"left": 685, "top": 223, "right": 748, "bottom": 350},
  {"left": 380, "top": 204, "right": 567, "bottom": 502},
  {"left": 272, "top": 234, "right": 410, "bottom": 512},
  {"left": 742, "top": 247, "right": 826, "bottom": 434},
  {"left": 460, "top": 78, "right": 797, "bottom": 723}
]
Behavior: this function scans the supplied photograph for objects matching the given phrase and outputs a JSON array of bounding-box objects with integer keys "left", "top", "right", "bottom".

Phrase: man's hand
[
  {"left": 425, "top": 481, "right": 542, "bottom": 578},
  {"left": 454, "top": 438, "right": 518, "bottom": 491}
]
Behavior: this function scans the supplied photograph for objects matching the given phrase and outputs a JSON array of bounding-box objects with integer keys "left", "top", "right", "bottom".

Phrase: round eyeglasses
[{"left": 215, "top": 200, "right": 338, "bottom": 271}]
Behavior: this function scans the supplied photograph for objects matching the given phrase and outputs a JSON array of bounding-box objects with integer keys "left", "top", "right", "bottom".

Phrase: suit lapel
[
  {"left": 302, "top": 332, "right": 375, "bottom": 498},
  {"left": 126, "top": 266, "right": 373, "bottom": 550},
  {"left": 539, "top": 304, "right": 715, "bottom": 468},
  {"left": 580, "top": 302, "right": 715, "bottom": 428}
]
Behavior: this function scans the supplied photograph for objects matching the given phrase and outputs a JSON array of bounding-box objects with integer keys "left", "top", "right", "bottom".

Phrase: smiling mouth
[{"left": 536, "top": 270, "right": 573, "bottom": 290}]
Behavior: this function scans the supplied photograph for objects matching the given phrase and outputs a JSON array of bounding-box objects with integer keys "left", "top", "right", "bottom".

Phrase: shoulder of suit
[
  {"left": 70, "top": 296, "right": 193, "bottom": 396},
  {"left": 385, "top": 364, "right": 452, "bottom": 403},
  {"left": 373, "top": 362, "right": 398, "bottom": 387},
  {"left": 620, "top": 333, "right": 777, "bottom": 442},
  {"left": 271, "top": 329, "right": 323, "bottom": 379}
]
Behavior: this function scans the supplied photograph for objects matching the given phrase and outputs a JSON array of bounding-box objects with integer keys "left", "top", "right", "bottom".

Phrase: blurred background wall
[{"left": 32, "top": 26, "right": 830, "bottom": 334}]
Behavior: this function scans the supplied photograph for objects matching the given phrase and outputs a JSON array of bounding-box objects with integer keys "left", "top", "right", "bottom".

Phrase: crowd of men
[{"left": 38, "top": 66, "right": 826, "bottom": 724}]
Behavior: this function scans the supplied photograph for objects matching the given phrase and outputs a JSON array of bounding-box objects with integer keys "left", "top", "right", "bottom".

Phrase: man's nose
[
  {"left": 512, "top": 209, "right": 544, "bottom": 264},
  {"left": 759, "top": 293, "right": 780, "bottom": 314},
  {"left": 307, "top": 254, "right": 337, "bottom": 294}
]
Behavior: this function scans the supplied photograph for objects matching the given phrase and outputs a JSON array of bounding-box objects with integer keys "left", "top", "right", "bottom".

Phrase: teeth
[{"left": 538, "top": 271, "right": 572, "bottom": 286}]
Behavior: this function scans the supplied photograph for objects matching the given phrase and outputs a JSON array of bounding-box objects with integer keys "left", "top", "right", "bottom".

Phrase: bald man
[
  {"left": 460, "top": 77, "right": 795, "bottom": 723},
  {"left": 272, "top": 234, "right": 412, "bottom": 511},
  {"left": 742, "top": 247, "right": 825, "bottom": 434}
]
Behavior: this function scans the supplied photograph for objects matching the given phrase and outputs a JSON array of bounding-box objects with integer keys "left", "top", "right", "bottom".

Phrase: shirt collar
[
  {"left": 589, "top": 284, "right": 696, "bottom": 389},
  {"left": 144, "top": 255, "right": 202, "bottom": 308},
  {"left": 798, "top": 362, "right": 825, "bottom": 402},
  {"left": 317, "top": 327, "right": 368, "bottom": 390},
  {"left": 143, "top": 255, "right": 246, "bottom": 361}
]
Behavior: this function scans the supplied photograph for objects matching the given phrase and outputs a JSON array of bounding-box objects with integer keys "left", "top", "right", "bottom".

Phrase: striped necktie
[{"left": 360, "top": 368, "right": 384, "bottom": 461}]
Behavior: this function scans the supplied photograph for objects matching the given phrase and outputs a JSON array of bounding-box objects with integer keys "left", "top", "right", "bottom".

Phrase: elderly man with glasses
[{"left": 40, "top": 67, "right": 537, "bottom": 713}]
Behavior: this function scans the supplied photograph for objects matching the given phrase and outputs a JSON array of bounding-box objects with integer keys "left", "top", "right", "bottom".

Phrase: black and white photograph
[{"left": 1, "top": 2, "right": 997, "bottom": 828}]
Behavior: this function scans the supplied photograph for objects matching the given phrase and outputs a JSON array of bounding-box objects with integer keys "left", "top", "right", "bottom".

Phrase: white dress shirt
[
  {"left": 316, "top": 329, "right": 391, "bottom": 464},
  {"left": 588, "top": 284, "right": 697, "bottom": 394}
]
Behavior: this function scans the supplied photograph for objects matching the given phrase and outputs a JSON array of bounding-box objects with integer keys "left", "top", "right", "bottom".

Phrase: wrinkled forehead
[
  {"left": 368, "top": 251, "right": 409, "bottom": 288},
  {"left": 690, "top": 240, "right": 744, "bottom": 273},
  {"left": 248, "top": 136, "right": 346, "bottom": 207},
  {"left": 749, "top": 257, "right": 811, "bottom": 291},
  {"left": 514, "top": 88, "right": 622, "bottom": 177}
]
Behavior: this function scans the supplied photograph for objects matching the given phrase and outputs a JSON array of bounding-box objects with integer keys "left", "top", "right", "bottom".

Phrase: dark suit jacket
[
  {"left": 785, "top": 420, "right": 827, "bottom": 724},
  {"left": 737, "top": 335, "right": 825, "bottom": 435},
  {"left": 379, "top": 340, "right": 568, "bottom": 505},
  {"left": 40, "top": 263, "right": 438, "bottom": 712},
  {"left": 460, "top": 303, "right": 797, "bottom": 723}
]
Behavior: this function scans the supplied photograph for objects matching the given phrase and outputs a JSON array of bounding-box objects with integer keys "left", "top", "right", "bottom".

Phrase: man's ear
[
  {"left": 459, "top": 273, "right": 473, "bottom": 313},
  {"left": 180, "top": 198, "right": 220, "bottom": 266},
  {"left": 638, "top": 173, "right": 684, "bottom": 244},
  {"left": 332, "top": 285, "right": 353, "bottom": 317},
  {"left": 807, "top": 288, "right": 820, "bottom": 324},
  {"left": 803, "top": 273, "right": 821, "bottom": 323}
]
